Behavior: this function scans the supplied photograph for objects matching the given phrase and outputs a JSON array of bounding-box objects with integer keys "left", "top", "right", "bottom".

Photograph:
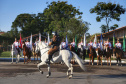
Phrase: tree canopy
[{"left": 90, "top": 2, "right": 126, "bottom": 33}]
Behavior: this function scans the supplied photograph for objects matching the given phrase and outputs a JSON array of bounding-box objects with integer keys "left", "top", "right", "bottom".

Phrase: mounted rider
[
  {"left": 115, "top": 39, "right": 122, "bottom": 49},
  {"left": 13, "top": 38, "right": 20, "bottom": 54},
  {"left": 71, "top": 38, "right": 75, "bottom": 47},
  {"left": 104, "top": 38, "right": 112, "bottom": 49},
  {"left": 25, "top": 38, "right": 31, "bottom": 51},
  {"left": 78, "top": 37, "right": 83, "bottom": 48},
  {"left": 61, "top": 37, "right": 66, "bottom": 49},
  {"left": 88, "top": 39, "right": 93, "bottom": 48},
  {"left": 48, "top": 32, "right": 61, "bottom": 63}
]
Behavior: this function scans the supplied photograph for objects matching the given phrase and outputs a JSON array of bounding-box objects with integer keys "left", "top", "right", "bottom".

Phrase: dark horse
[
  {"left": 78, "top": 45, "right": 86, "bottom": 60},
  {"left": 113, "top": 47, "right": 124, "bottom": 66},
  {"left": 87, "top": 46, "right": 96, "bottom": 65},
  {"left": 104, "top": 44, "right": 112, "bottom": 66},
  {"left": 96, "top": 48, "right": 103, "bottom": 66},
  {"left": 22, "top": 41, "right": 32, "bottom": 64},
  {"left": 32, "top": 44, "right": 40, "bottom": 64}
]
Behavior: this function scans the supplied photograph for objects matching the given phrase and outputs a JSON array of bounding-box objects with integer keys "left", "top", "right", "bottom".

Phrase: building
[{"left": 97, "top": 26, "right": 126, "bottom": 57}]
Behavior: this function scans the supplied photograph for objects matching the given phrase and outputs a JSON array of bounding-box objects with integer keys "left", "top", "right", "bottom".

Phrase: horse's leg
[
  {"left": 37, "top": 54, "right": 38, "bottom": 64},
  {"left": 17, "top": 54, "right": 20, "bottom": 63},
  {"left": 97, "top": 56, "right": 99, "bottom": 65},
  {"left": 107, "top": 57, "right": 108, "bottom": 66},
  {"left": 46, "top": 64, "right": 51, "bottom": 78},
  {"left": 109, "top": 56, "right": 111, "bottom": 66},
  {"left": 34, "top": 53, "right": 35, "bottom": 64},
  {"left": 119, "top": 56, "right": 122, "bottom": 66},
  {"left": 116, "top": 57, "right": 119, "bottom": 66},
  {"left": 66, "top": 63, "right": 73, "bottom": 79},
  {"left": 101, "top": 56, "right": 102, "bottom": 66},
  {"left": 89, "top": 55, "right": 91, "bottom": 65},
  {"left": 37, "top": 62, "right": 46, "bottom": 74},
  {"left": 24, "top": 55, "right": 25, "bottom": 64},
  {"left": 92, "top": 55, "right": 94, "bottom": 65}
]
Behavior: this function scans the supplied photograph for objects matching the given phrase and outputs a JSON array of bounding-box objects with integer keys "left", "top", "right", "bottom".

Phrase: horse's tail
[{"left": 71, "top": 51, "right": 86, "bottom": 71}]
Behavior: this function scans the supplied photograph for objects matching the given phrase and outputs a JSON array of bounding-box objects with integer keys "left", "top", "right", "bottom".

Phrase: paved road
[{"left": 0, "top": 62, "right": 126, "bottom": 84}]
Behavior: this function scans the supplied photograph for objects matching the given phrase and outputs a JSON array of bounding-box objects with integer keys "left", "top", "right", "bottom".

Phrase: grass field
[
  {"left": 0, "top": 51, "right": 116, "bottom": 60},
  {"left": 0, "top": 51, "right": 11, "bottom": 58}
]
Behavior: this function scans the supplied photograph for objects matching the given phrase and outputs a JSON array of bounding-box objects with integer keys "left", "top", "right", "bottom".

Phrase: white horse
[
  {"left": 11, "top": 43, "right": 21, "bottom": 64},
  {"left": 35, "top": 41, "right": 85, "bottom": 78}
]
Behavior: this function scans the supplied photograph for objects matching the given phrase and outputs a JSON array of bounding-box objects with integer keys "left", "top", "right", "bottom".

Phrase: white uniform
[
  {"left": 71, "top": 42, "right": 75, "bottom": 47},
  {"left": 104, "top": 41, "right": 112, "bottom": 49},
  {"left": 78, "top": 42, "right": 83, "bottom": 48},
  {"left": 93, "top": 42, "right": 97, "bottom": 48},
  {"left": 88, "top": 42, "right": 93, "bottom": 47},
  {"left": 25, "top": 41, "right": 30, "bottom": 48},
  {"left": 97, "top": 43, "right": 100, "bottom": 48},
  {"left": 14, "top": 41, "right": 19, "bottom": 48},
  {"left": 61, "top": 42, "right": 66, "bottom": 49},
  {"left": 115, "top": 42, "right": 121, "bottom": 49}
]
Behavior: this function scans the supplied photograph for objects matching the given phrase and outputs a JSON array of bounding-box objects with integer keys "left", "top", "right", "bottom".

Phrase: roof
[{"left": 97, "top": 26, "right": 126, "bottom": 37}]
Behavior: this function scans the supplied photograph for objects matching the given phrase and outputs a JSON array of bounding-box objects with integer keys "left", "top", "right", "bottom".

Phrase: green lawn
[{"left": 0, "top": 51, "right": 11, "bottom": 58}]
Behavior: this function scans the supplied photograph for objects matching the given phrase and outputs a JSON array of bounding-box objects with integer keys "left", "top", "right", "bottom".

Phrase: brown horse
[
  {"left": 104, "top": 44, "right": 112, "bottom": 66},
  {"left": 88, "top": 46, "right": 96, "bottom": 65},
  {"left": 22, "top": 42, "right": 32, "bottom": 64},
  {"left": 113, "top": 47, "right": 124, "bottom": 66},
  {"left": 32, "top": 44, "right": 40, "bottom": 64},
  {"left": 96, "top": 48, "right": 103, "bottom": 66}
]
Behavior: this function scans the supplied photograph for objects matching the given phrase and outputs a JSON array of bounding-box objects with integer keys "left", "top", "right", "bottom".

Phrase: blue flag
[
  {"left": 100, "top": 33, "right": 103, "bottom": 50},
  {"left": 65, "top": 35, "right": 69, "bottom": 49}
]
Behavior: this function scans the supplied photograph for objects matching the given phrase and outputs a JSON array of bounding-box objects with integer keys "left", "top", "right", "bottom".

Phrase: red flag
[{"left": 19, "top": 33, "right": 22, "bottom": 48}]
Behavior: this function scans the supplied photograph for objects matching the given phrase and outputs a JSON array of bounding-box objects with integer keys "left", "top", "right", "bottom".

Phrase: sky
[{"left": 0, "top": 0, "right": 126, "bottom": 35}]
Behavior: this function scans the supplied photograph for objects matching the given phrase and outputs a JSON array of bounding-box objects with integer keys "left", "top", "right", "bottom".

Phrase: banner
[
  {"left": 75, "top": 35, "right": 78, "bottom": 52},
  {"left": 93, "top": 35, "right": 97, "bottom": 48},
  {"left": 83, "top": 33, "right": 86, "bottom": 48},
  {"left": 30, "top": 33, "right": 32, "bottom": 50},
  {"left": 47, "top": 33, "right": 50, "bottom": 46},
  {"left": 123, "top": 33, "right": 125, "bottom": 52},
  {"left": 113, "top": 33, "right": 115, "bottom": 47},
  {"left": 100, "top": 33, "right": 103, "bottom": 50},
  {"left": 65, "top": 35, "right": 69, "bottom": 49},
  {"left": 39, "top": 32, "right": 41, "bottom": 42},
  {"left": 19, "top": 33, "right": 22, "bottom": 48}
]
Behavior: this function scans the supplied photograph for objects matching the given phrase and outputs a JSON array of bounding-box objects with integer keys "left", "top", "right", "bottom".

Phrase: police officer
[
  {"left": 104, "top": 38, "right": 112, "bottom": 49},
  {"left": 78, "top": 37, "right": 83, "bottom": 48},
  {"left": 25, "top": 38, "right": 30, "bottom": 51},
  {"left": 71, "top": 38, "right": 75, "bottom": 47},
  {"left": 47, "top": 32, "right": 60, "bottom": 64},
  {"left": 88, "top": 39, "right": 93, "bottom": 47},
  {"left": 13, "top": 38, "right": 20, "bottom": 54},
  {"left": 61, "top": 37, "right": 66, "bottom": 49},
  {"left": 115, "top": 39, "right": 121, "bottom": 49}
]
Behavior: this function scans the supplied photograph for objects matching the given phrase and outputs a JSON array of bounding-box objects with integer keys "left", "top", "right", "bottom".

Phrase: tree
[
  {"left": 43, "top": 1, "right": 83, "bottom": 36},
  {"left": 90, "top": 2, "right": 126, "bottom": 32}
]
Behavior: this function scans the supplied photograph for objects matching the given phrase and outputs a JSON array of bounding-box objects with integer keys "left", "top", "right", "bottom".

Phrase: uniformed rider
[
  {"left": 88, "top": 40, "right": 93, "bottom": 47},
  {"left": 47, "top": 32, "right": 60, "bottom": 64},
  {"left": 61, "top": 37, "right": 66, "bottom": 49},
  {"left": 78, "top": 38, "right": 83, "bottom": 48},
  {"left": 13, "top": 38, "right": 20, "bottom": 54},
  {"left": 115, "top": 39, "right": 121, "bottom": 49},
  {"left": 25, "top": 38, "right": 30, "bottom": 51},
  {"left": 71, "top": 38, "right": 75, "bottom": 47}
]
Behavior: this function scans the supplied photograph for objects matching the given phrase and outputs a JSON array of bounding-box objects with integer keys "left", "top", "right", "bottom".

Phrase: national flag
[
  {"left": 100, "top": 33, "right": 103, "bottom": 50},
  {"left": 65, "top": 35, "right": 69, "bottom": 49},
  {"left": 39, "top": 32, "right": 41, "bottom": 42},
  {"left": 83, "top": 33, "right": 86, "bottom": 48},
  {"left": 47, "top": 33, "right": 50, "bottom": 46},
  {"left": 75, "top": 35, "right": 78, "bottom": 52},
  {"left": 19, "top": 33, "right": 22, "bottom": 48},
  {"left": 30, "top": 33, "right": 32, "bottom": 50},
  {"left": 113, "top": 33, "right": 115, "bottom": 47},
  {"left": 122, "top": 33, "right": 125, "bottom": 52},
  {"left": 93, "top": 35, "right": 97, "bottom": 48}
]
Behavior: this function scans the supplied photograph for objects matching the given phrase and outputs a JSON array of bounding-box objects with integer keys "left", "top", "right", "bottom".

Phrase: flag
[
  {"left": 47, "top": 33, "right": 50, "bottom": 46},
  {"left": 113, "top": 33, "right": 115, "bottom": 47},
  {"left": 93, "top": 35, "right": 97, "bottom": 48},
  {"left": 30, "top": 33, "right": 32, "bottom": 50},
  {"left": 75, "top": 35, "right": 78, "bottom": 52},
  {"left": 65, "top": 35, "right": 69, "bottom": 49},
  {"left": 19, "top": 33, "right": 22, "bottom": 48},
  {"left": 122, "top": 33, "right": 125, "bottom": 52},
  {"left": 39, "top": 32, "right": 41, "bottom": 42},
  {"left": 100, "top": 33, "right": 103, "bottom": 50},
  {"left": 83, "top": 33, "right": 86, "bottom": 48}
]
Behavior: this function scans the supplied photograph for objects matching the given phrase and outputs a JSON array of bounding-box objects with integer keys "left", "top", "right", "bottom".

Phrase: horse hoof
[
  {"left": 46, "top": 75, "right": 49, "bottom": 78},
  {"left": 116, "top": 64, "right": 118, "bottom": 66},
  {"left": 69, "top": 75, "right": 72, "bottom": 79},
  {"left": 40, "top": 71, "right": 43, "bottom": 74}
]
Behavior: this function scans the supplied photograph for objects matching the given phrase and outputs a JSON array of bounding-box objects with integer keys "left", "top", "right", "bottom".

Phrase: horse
[
  {"left": 22, "top": 42, "right": 32, "bottom": 64},
  {"left": 35, "top": 41, "right": 85, "bottom": 78},
  {"left": 32, "top": 43, "right": 40, "bottom": 64},
  {"left": 78, "top": 45, "right": 86, "bottom": 60},
  {"left": 113, "top": 47, "right": 124, "bottom": 66},
  {"left": 11, "top": 43, "right": 21, "bottom": 64},
  {"left": 96, "top": 48, "right": 103, "bottom": 66},
  {"left": 87, "top": 46, "right": 96, "bottom": 65},
  {"left": 104, "top": 44, "right": 112, "bottom": 66}
]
